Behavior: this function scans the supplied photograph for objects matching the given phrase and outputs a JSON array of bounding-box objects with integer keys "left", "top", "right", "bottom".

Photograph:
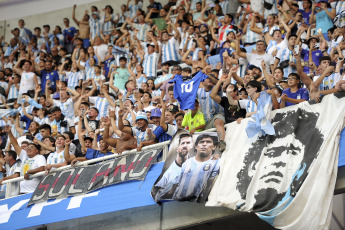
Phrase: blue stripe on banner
[
  {"left": 339, "top": 127, "right": 345, "bottom": 167},
  {"left": 0, "top": 163, "right": 164, "bottom": 230}
]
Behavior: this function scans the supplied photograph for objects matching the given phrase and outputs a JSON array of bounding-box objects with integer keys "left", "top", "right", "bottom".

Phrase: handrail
[{"left": 2, "top": 127, "right": 216, "bottom": 198}]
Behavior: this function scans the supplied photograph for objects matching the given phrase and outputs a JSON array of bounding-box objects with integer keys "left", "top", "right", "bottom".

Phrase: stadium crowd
[{"left": 0, "top": 0, "right": 345, "bottom": 198}]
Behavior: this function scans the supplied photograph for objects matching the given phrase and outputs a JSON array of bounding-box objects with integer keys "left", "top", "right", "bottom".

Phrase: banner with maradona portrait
[
  {"left": 151, "top": 130, "right": 221, "bottom": 203},
  {"left": 206, "top": 92, "right": 345, "bottom": 230}
]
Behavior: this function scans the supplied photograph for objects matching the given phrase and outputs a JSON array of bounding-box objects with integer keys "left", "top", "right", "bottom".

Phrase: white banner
[{"left": 206, "top": 93, "right": 345, "bottom": 230}]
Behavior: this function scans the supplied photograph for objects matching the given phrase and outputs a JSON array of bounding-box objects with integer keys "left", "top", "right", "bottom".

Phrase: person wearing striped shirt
[
  {"left": 227, "top": 80, "right": 261, "bottom": 118},
  {"left": 152, "top": 133, "right": 193, "bottom": 201},
  {"left": 245, "top": 14, "right": 263, "bottom": 46},
  {"left": 161, "top": 19, "right": 181, "bottom": 65},
  {"left": 90, "top": 12, "right": 102, "bottom": 40},
  {"left": 101, "top": 5, "right": 115, "bottom": 35},
  {"left": 46, "top": 83, "right": 79, "bottom": 120},
  {"left": 173, "top": 134, "right": 220, "bottom": 202},
  {"left": 59, "top": 61, "right": 83, "bottom": 90},
  {"left": 18, "top": 19, "right": 33, "bottom": 45},
  {"left": 6, "top": 74, "right": 20, "bottom": 103},
  {"left": 313, "top": 61, "right": 342, "bottom": 92},
  {"left": 127, "top": 0, "right": 143, "bottom": 19},
  {"left": 273, "top": 34, "right": 298, "bottom": 79},
  {"left": 219, "top": 0, "right": 230, "bottom": 15},
  {"left": 132, "top": 16, "right": 151, "bottom": 42},
  {"left": 141, "top": 36, "right": 159, "bottom": 79}
]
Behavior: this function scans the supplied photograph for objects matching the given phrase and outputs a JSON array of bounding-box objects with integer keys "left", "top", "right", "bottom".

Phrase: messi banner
[
  {"left": 206, "top": 92, "right": 345, "bottom": 230},
  {"left": 151, "top": 130, "right": 221, "bottom": 203},
  {"left": 28, "top": 147, "right": 162, "bottom": 206}
]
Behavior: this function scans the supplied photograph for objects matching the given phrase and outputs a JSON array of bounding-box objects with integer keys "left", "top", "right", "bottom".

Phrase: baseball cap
[
  {"left": 136, "top": 111, "right": 149, "bottom": 122},
  {"left": 150, "top": 108, "right": 161, "bottom": 119},
  {"left": 52, "top": 92, "right": 60, "bottom": 99}
]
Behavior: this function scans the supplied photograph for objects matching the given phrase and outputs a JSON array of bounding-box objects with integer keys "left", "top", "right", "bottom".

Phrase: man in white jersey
[
  {"left": 13, "top": 58, "right": 38, "bottom": 99},
  {"left": 173, "top": 134, "right": 220, "bottom": 202},
  {"left": 7, "top": 128, "right": 46, "bottom": 194},
  {"left": 0, "top": 150, "right": 21, "bottom": 198}
]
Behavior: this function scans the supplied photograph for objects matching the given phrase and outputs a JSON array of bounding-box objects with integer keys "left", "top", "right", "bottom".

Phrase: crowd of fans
[{"left": 0, "top": 0, "right": 345, "bottom": 199}]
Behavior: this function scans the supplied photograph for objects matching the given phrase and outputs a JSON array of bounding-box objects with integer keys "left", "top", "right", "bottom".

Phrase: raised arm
[
  {"left": 6, "top": 126, "right": 22, "bottom": 156},
  {"left": 72, "top": 5, "right": 80, "bottom": 26}
]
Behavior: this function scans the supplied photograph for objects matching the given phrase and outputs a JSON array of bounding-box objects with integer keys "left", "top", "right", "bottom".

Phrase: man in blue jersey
[
  {"left": 173, "top": 134, "right": 219, "bottom": 202},
  {"left": 63, "top": 18, "right": 77, "bottom": 54},
  {"left": 152, "top": 133, "right": 193, "bottom": 201}
]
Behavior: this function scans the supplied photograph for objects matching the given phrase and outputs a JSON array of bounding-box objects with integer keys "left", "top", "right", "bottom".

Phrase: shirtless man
[
  {"left": 72, "top": 4, "right": 91, "bottom": 48},
  {"left": 103, "top": 117, "right": 137, "bottom": 154}
]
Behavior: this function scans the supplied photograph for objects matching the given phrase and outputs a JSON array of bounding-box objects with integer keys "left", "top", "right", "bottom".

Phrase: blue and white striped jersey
[
  {"left": 276, "top": 48, "right": 296, "bottom": 79},
  {"left": 134, "top": 23, "right": 151, "bottom": 42},
  {"left": 245, "top": 22, "right": 263, "bottom": 44},
  {"left": 219, "top": 1, "right": 230, "bottom": 15},
  {"left": 313, "top": 73, "right": 342, "bottom": 91},
  {"left": 162, "top": 37, "right": 181, "bottom": 63},
  {"left": 85, "top": 67, "right": 95, "bottom": 81},
  {"left": 173, "top": 157, "right": 220, "bottom": 201},
  {"left": 197, "top": 88, "right": 224, "bottom": 123},
  {"left": 53, "top": 98, "right": 75, "bottom": 119},
  {"left": 89, "top": 96, "right": 110, "bottom": 119},
  {"left": 89, "top": 18, "right": 102, "bottom": 40},
  {"left": 143, "top": 52, "right": 159, "bottom": 77},
  {"left": 131, "top": 124, "right": 157, "bottom": 145},
  {"left": 239, "top": 99, "right": 257, "bottom": 113},
  {"left": 101, "top": 14, "right": 115, "bottom": 35},
  {"left": 64, "top": 71, "right": 83, "bottom": 90},
  {"left": 129, "top": 2, "right": 143, "bottom": 18},
  {"left": 7, "top": 84, "right": 19, "bottom": 101}
]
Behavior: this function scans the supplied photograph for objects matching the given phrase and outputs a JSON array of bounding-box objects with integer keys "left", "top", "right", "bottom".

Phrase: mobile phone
[
  {"left": 317, "top": 28, "right": 322, "bottom": 34},
  {"left": 26, "top": 135, "right": 33, "bottom": 141},
  {"left": 208, "top": 3, "right": 215, "bottom": 7},
  {"left": 294, "top": 45, "right": 300, "bottom": 55},
  {"left": 99, "top": 128, "right": 105, "bottom": 132}
]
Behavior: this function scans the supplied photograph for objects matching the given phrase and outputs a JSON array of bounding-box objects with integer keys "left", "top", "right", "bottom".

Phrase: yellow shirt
[{"left": 182, "top": 110, "right": 205, "bottom": 132}]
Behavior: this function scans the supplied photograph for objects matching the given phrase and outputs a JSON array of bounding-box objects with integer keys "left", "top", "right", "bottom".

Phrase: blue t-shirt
[
  {"left": 300, "top": 49, "right": 323, "bottom": 73},
  {"left": 104, "top": 57, "right": 115, "bottom": 79},
  {"left": 298, "top": 9, "right": 312, "bottom": 25},
  {"left": 171, "top": 71, "right": 208, "bottom": 110},
  {"left": 282, "top": 88, "right": 309, "bottom": 107},
  {"left": 63, "top": 27, "right": 77, "bottom": 44},
  {"left": 41, "top": 70, "right": 60, "bottom": 92},
  {"left": 85, "top": 148, "right": 113, "bottom": 160}
]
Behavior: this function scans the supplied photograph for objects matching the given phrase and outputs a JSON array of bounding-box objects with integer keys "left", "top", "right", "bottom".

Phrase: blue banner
[{"left": 0, "top": 163, "right": 164, "bottom": 230}]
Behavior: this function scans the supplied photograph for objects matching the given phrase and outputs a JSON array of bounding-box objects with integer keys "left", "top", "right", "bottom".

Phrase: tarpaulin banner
[
  {"left": 151, "top": 130, "right": 221, "bottom": 203},
  {"left": 206, "top": 92, "right": 345, "bottom": 230},
  {"left": 28, "top": 147, "right": 162, "bottom": 206},
  {"left": 0, "top": 162, "right": 164, "bottom": 230}
]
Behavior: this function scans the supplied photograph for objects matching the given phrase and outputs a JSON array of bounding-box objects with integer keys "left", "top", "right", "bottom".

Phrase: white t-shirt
[
  {"left": 93, "top": 44, "right": 108, "bottom": 62},
  {"left": 19, "top": 150, "right": 46, "bottom": 194},
  {"left": 247, "top": 53, "right": 275, "bottom": 73},
  {"left": 19, "top": 71, "right": 36, "bottom": 94}
]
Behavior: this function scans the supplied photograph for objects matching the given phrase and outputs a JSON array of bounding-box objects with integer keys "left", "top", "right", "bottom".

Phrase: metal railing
[{"left": 2, "top": 128, "right": 216, "bottom": 199}]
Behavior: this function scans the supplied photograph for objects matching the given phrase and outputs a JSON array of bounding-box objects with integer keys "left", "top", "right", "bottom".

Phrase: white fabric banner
[{"left": 206, "top": 93, "right": 345, "bottom": 230}]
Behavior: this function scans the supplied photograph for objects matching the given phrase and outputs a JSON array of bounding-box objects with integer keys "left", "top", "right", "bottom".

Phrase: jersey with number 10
[{"left": 171, "top": 71, "right": 208, "bottom": 110}]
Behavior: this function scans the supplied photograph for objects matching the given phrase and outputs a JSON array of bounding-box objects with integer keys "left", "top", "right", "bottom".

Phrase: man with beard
[
  {"left": 152, "top": 133, "right": 193, "bottom": 201},
  {"left": 173, "top": 134, "right": 219, "bottom": 202}
]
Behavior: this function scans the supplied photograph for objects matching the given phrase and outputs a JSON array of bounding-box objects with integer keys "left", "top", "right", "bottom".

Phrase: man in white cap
[{"left": 118, "top": 109, "right": 157, "bottom": 149}]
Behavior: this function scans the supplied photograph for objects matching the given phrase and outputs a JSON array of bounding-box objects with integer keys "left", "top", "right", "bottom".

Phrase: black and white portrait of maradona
[{"left": 236, "top": 108, "right": 324, "bottom": 212}]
